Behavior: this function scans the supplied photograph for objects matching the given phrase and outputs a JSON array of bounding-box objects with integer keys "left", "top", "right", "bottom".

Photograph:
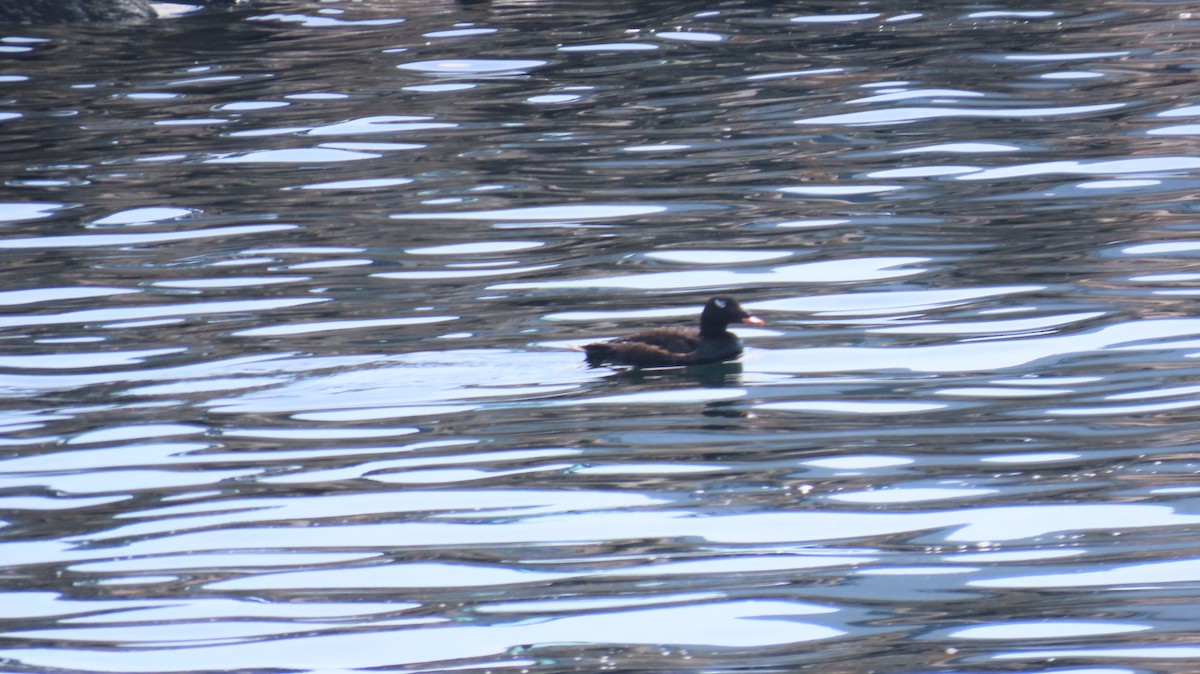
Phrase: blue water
[{"left": 2, "top": 1, "right": 1200, "bottom": 672}]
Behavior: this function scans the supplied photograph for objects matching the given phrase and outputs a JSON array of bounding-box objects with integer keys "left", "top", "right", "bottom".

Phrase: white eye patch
[{"left": 714, "top": 298, "right": 727, "bottom": 308}]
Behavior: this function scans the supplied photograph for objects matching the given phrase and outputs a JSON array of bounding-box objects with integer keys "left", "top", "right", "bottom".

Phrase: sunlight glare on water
[{"left": 2, "top": 1, "right": 1200, "bottom": 672}]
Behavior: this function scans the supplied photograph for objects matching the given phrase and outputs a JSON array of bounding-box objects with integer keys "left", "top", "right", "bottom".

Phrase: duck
[{"left": 582, "top": 296, "right": 764, "bottom": 368}]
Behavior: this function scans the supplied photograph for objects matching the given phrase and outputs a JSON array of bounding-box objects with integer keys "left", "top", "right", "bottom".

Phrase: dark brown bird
[{"left": 582, "top": 296, "right": 764, "bottom": 368}]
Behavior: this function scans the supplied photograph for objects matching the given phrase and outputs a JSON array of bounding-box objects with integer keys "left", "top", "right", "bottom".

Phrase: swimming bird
[{"left": 582, "top": 296, "right": 764, "bottom": 368}]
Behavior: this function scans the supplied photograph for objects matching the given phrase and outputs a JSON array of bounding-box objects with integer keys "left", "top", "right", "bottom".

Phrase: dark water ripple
[{"left": 3, "top": 1, "right": 1200, "bottom": 672}]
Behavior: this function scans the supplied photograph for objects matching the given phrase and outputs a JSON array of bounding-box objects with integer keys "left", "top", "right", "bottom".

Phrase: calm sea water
[{"left": 2, "top": 1, "right": 1200, "bottom": 672}]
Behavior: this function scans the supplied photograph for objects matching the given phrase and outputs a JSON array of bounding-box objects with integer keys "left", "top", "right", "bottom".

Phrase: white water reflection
[
  {"left": 751, "top": 286, "right": 1038, "bottom": 316},
  {"left": 971, "top": 559, "right": 1200, "bottom": 589},
  {"left": 0, "top": 224, "right": 296, "bottom": 248},
  {"left": 950, "top": 621, "right": 1150, "bottom": 640},
  {"left": 2, "top": 2, "right": 1200, "bottom": 673},
  {"left": 396, "top": 59, "right": 547, "bottom": 74},
  {"left": 0, "top": 599, "right": 845, "bottom": 672},
  {"left": 753, "top": 318, "right": 1200, "bottom": 374},
  {"left": 91, "top": 207, "right": 196, "bottom": 225},
  {"left": 791, "top": 12, "right": 880, "bottom": 23},
  {"left": 206, "top": 148, "right": 379, "bottom": 163},
  {"left": 54, "top": 502, "right": 1200, "bottom": 557},
  {"left": 233, "top": 315, "right": 457, "bottom": 337},
  {"left": 0, "top": 202, "right": 64, "bottom": 222},
  {"left": 391, "top": 204, "right": 667, "bottom": 221},
  {"left": 496, "top": 257, "right": 927, "bottom": 290},
  {"left": 757, "top": 401, "right": 947, "bottom": 414},
  {"left": 797, "top": 103, "right": 1125, "bottom": 126},
  {"left": 0, "top": 286, "right": 137, "bottom": 305},
  {"left": 0, "top": 297, "right": 326, "bottom": 331}
]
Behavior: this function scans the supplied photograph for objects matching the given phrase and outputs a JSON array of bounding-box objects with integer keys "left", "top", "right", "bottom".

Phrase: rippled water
[{"left": 3, "top": 1, "right": 1200, "bottom": 672}]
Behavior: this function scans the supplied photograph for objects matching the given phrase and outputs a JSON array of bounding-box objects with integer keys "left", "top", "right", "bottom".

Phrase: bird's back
[
  {"left": 608, "top": 327, "right": 701, "bottom": 353},
  {"left": 584, "top": 327, "right": 743, "bottom": 367}
]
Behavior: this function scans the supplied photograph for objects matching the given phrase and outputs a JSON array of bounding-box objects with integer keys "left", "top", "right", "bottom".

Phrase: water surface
[{"left": 3, "top": 1, "right": 1200, "bottom": 672}]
